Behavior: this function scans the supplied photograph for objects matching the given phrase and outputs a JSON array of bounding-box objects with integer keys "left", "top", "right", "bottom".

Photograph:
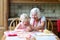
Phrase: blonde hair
[
  {"left": 20, "top": 13, "right": 29, "bottom": 22},
  {"left": 30, "top": 8, "right": 41, "bottom": 19}
]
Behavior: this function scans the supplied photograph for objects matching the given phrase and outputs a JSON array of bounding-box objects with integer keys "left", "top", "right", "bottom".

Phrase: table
[{"left": 2, "top": 30, "right": 60, "bottom": 40}]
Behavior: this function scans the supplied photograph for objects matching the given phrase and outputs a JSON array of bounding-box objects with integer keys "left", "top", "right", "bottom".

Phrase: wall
[
  {"left": 10, "top": 3, "right": 60, "bottom": 18},
  {"left": 0, "top": 0, "right": 8, "bottom": 40},
  {"left": 0, "top": 0, "right": 4, "bottom": 26},
  {"left": 0, "top": 0, "right": 4, "bottom": 39}
]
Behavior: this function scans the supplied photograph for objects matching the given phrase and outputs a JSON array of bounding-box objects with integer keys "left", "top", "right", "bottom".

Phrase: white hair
[
  {"left": 30, "top": 8, "right": 41, "bottom": 19},
  {"left": 20, "top": 13, "right": 29, "bottom": 22}
]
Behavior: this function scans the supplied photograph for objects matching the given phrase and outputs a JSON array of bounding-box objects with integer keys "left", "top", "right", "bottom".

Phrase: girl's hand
[
  {"left": 25, "top": 27, "right": 32, "bottom": 32},
  {"left": 33, "top": 27, "right": 40, "bottom": 31}
]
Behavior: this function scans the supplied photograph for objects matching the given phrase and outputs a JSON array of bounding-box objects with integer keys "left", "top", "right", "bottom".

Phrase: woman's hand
[
  {"left": 33, "top": 27, "right": 40, "bottom": 31},
  {"left": 25, "top": 27, "right": 32, "bottom": 32}
]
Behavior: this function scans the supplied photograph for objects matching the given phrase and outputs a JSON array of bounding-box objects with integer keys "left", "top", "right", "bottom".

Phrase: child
[{"left": 14, "top": 13, "right": 32, "bottom": 32}]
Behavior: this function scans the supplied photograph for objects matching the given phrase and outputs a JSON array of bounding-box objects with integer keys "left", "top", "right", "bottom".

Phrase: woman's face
[{"left": 32, "top": 13, "right": 38, "bottom": 20}]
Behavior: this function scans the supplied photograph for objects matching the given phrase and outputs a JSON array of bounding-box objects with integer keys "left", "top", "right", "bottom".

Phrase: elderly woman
[
  {"left": 30, "top": 8, "right": 46, "bottom": 31},
  {"left": 15, "top": 13, "right": 32, "bottom": 32}
]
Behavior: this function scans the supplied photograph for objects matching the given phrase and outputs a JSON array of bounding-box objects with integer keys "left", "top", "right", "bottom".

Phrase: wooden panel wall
[
  {"left": 10, "top": 0, "right": 60, "bottom": 3},
  {"left": 0, "top": 0, "right": 4, "bottom": 26},
  {"left": 0, "top": 0, "right": 8, "bottom": 30},
  {"left": 0, "top": 0, "right": 8, "bottom": 39},
  {"left": 4, "top": 0, "right": 8, "bottom": 30}
]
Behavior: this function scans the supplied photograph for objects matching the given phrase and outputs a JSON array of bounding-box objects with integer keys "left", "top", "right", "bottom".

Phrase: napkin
[
  {"left": 4, "top": 31, "right": 17, "bottom": 36},
  {"left": 8, "top": 33, "right": 17, "bottom": 36}
]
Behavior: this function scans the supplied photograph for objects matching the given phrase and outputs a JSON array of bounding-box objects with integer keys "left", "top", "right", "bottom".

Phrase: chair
[
  {"left": 46, "top": 18, "right": 53, "bottom": 32},
  {"left": 9, "top": 18, "right": 21, "bottom": 30},
  {"left": 57, "top": 19, "right": 60, "bottom": 32}
]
